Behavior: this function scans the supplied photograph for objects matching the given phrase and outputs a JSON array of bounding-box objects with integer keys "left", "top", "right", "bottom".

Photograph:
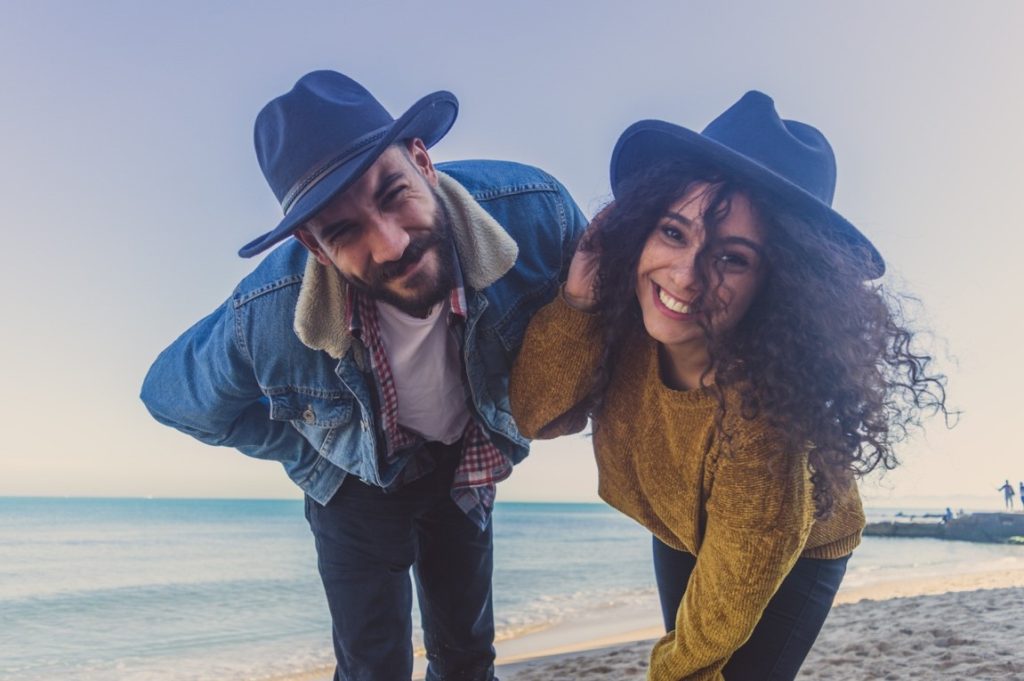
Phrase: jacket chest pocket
[
  {"left": 266, "top": 388, "right": 374, "bottom": 477},
  {"left": 267, "top": 390, "right": 354, "bottom": 429}
]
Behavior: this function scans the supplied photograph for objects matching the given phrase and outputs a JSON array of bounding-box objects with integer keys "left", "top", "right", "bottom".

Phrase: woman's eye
[
  {"left": 660, "top": 226, "right": 685, "bottom": 243},
  {"left": 716, "top": 252, "right": 750, "bottom": 269}
]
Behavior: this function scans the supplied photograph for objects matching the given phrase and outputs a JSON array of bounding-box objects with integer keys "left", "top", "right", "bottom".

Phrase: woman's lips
[{"left": 653, "top": 284, "right": 697, "bottom": 320}]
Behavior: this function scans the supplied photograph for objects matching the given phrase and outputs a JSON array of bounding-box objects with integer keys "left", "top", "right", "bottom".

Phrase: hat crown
[
  {"left": 239, "top": 70, "right": 456, "bottom": 258},
  {"left": 701, "top": 91, "right": 836, "bottom": 205},
  {"left": 254, "top": 71, "right": 396, "bottom": 206}
]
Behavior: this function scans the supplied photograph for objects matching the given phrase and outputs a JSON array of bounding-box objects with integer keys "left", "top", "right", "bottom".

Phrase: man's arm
[{"left": 140, "top": 298, "right": 320, "bottom": 466}]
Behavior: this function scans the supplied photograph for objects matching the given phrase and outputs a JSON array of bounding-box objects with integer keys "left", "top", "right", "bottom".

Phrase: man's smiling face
[{"left": 296, "top": 139, "right": 455, "bottom": 317}]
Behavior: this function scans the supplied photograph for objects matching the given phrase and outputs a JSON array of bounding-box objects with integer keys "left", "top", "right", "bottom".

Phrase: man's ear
[
  {"left": 405, "top": 138, "right": 438, "bottom": 187},
  {"left": 294, "top": 228, "right": 332, "bottom": 267}
]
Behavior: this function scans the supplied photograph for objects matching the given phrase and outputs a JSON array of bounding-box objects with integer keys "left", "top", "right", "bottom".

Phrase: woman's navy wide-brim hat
[
  {"left": 610, "top": 91, "right": 885, "bottom": 278},
  {"left": 239, "top": 70, "right": 459, "bottom": 258}
]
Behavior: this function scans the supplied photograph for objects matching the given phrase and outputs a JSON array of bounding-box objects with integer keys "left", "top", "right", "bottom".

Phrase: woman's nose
[{"left": 666, "top": 254, "right": 699, "bottom": 293}]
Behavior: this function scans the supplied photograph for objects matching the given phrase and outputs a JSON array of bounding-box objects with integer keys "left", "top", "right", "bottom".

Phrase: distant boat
[{"left": 864, "top": 512, "right": 1024, "bottom": 544}]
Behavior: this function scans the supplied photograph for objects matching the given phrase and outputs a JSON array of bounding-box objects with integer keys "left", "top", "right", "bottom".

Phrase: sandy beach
[
  {"left": 270, "top": 564, "right": 1024, "bottom": 681},
  {"left": 494, "top": 568, "right": 1024, "bottom": 680},
  {"left": 497, "top": 588, "right": 1024, "bottom": 679},
  {"left": 279, "top": 566, "right": 1024, "bottom": 680}
]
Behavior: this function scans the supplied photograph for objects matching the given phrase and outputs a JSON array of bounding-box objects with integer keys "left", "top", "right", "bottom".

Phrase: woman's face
[{"left": 635, "top": 182, "right": 766, "bottom": 358}]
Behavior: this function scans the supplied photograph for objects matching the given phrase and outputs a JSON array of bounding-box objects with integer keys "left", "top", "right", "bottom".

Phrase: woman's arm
[
  {"left": 509, "top": 294, "right": 602, "bottom": 439},
  {"left": 648, "top": 432, "right": 816, "bottom": 680},
  {"left": 510, "top": 220, "right": 606, "bottom": 439}
]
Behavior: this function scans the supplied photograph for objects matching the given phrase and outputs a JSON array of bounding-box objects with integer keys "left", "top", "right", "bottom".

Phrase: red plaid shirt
[{"left": 345, "top": 281, "right": 512, "bottom": 529}]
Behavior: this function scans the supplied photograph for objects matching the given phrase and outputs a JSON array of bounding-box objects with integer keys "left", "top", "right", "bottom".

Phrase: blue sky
[{"left": 2, "top": 1, "right": 1022, "bottom": 507}]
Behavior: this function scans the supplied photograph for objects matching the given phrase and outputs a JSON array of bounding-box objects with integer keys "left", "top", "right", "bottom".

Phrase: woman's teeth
[{"left": 658, "top": 287, "right": 691, "bottom": 314}]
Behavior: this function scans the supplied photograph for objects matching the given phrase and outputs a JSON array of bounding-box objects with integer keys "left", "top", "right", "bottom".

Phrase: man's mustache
[{"left": 375, "top": 231, "right": 446, "bottom": 284}]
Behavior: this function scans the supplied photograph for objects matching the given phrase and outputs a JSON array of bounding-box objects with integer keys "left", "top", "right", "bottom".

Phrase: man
[
  {"left": 999, "top": 480, "right": 1015, "bottom": 510},
  {"left": 140, "top": 71, "right": 586, "bottom": 680}
]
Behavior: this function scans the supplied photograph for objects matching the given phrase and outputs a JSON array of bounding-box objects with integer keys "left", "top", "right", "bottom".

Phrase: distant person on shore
[
  {"left": 141, "top": 70, "right": 585, "bottom": 681},
  {"left": 943, "top": 507, "right": 954, "bottom": 523},
  {"left": 1019, "top": 481, "right": 1023, "bottom": 509},
  {"left": 511, "top": 92, "right": 949, "bottom": 680},
  {"left": 999, "top": 480, "right": 1015, "bottom": 510}
]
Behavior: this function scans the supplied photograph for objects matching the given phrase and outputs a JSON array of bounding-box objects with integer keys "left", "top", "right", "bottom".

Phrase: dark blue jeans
[
  {"left": 652, "top": 536, "right": 849, "bottom": 681},
  {"left": 305, "top": 442, "right": 496, "bottom": 681}
]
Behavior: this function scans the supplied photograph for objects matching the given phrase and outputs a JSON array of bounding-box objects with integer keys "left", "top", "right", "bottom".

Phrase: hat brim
[
  {"left": 610, "top": 120, "right": 885, "bottom": 278},
  {"left": 238, "top": 90, "right": 458, "bottom": 258}
]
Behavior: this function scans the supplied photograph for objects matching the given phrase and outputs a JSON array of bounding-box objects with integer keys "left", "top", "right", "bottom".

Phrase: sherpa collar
[{"left": 293, "top": 171, "right": 519, "bottom": 359}]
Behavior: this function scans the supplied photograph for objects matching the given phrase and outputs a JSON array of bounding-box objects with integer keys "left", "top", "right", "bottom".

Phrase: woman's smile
[{"left": 653, "top": 284, "right": 696, "bottom": 319}]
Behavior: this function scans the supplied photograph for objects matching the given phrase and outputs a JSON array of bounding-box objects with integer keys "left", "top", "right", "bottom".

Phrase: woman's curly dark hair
[{"left": 582, "top": 160, "right": 950, "bottom": 518}]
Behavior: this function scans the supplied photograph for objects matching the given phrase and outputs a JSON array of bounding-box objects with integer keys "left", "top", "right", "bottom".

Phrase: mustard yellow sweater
[{"left": 510, "top": 296, "right": 865, "bottom": 681}]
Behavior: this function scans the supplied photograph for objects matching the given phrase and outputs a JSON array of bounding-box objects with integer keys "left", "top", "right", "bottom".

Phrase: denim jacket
[{"left": 140, "top": 160, "right": 587, "bottom": 504}]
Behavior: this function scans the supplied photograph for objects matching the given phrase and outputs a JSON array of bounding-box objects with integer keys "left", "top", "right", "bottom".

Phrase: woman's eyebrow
[
  {"left": 718, "top": 235, "right": 765, "bottom": 254},
  {"left": 663, "top": 212, "right": 696, "bottom": 229}
]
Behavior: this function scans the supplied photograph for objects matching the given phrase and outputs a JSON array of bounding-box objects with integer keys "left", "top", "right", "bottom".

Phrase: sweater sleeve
[
  {"left": 509, "top": 294, "right": 602, "bottom": 439},
  {"left": 648, "top": 431, "right": 815, "bottom": 681}
]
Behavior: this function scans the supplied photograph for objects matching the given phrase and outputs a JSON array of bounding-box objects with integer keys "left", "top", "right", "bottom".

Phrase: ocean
[{"left": 2, "top": 498, "right": 1022, "bottom": 680}]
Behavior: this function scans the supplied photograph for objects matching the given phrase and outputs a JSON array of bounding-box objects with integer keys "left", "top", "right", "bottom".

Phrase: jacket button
[{"left": 303, "top": 406, "right": 315, "bottom": 424}]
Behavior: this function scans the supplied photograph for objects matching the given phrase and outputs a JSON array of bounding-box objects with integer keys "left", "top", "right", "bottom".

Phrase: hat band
[{"left": 280, "top": 125, "right": 390, "bottom": 215}]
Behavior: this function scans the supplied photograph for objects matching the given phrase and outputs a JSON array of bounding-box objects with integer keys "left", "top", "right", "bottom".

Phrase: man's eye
[
  {"left": 383, "top": 186, "right": 408, "bottom": 205},
  {"left": 326, "top": 227, "right": 356, "bottom": 245}
]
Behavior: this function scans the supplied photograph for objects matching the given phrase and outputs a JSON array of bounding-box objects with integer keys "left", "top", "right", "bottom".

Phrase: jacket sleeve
[
  {"left": 509, "top": 295, "right": 603, "bottom": 439},
  {"left": 558, "top": 183, "right": 589, "bottom": 281},
  {"left": 648, "top": 432, "right": 815, "bottom": 681},
  {"left": 139, "top": 298, "right": 320, "bottom": 465}
]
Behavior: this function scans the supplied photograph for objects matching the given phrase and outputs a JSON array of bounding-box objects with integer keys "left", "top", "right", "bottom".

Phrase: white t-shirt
[{"left": 375, "top": 299, "right": 471, "bottom": 444}]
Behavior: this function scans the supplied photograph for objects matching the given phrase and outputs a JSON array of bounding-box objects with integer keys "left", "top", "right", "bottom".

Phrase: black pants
[
  {"left": 653, "top": 536, "right": 849, "bottom": 681},
  {"left": 305, "top": 443, "right": 496, "bottom": 681}
]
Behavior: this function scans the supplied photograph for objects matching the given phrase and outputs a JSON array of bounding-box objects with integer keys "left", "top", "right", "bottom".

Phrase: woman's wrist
[{"left": 560, "top": 283, "right": 598, "bottom": 312}]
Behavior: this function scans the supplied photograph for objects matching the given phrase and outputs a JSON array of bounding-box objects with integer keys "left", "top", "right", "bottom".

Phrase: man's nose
[{"left": 367, "top": 219, "right": 410, "bottom": 264}]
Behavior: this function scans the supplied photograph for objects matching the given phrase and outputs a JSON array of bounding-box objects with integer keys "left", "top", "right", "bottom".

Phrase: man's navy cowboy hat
[
  {"left": 610, "top": 91, "right": 885, "bottom": 278},
  {"left": 238, "top": 70, "right": 458, "bottom": 258}
]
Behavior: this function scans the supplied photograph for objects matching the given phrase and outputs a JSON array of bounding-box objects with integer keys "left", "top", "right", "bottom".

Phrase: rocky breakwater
[{"left": 863, "top": 512, "right": 1024, "bottom": 543}]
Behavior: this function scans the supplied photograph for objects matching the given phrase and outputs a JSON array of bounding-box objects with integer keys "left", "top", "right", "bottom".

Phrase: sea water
[
  {"left": 2, "top": 498, "right": 1022, "bottom": 680},
  {"left": 0, "top": 499, "right": 652, "bottom": 680}
]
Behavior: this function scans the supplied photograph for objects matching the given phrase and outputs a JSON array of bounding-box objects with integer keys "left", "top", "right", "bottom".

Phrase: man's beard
[{"left": 349, "top": 200, "right": 457, "bottom": 317}]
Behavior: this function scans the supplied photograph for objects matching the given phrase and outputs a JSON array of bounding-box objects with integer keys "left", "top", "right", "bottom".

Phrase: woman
[{"left": 510, "top": 92, "right": 948, "bottom": 680}]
